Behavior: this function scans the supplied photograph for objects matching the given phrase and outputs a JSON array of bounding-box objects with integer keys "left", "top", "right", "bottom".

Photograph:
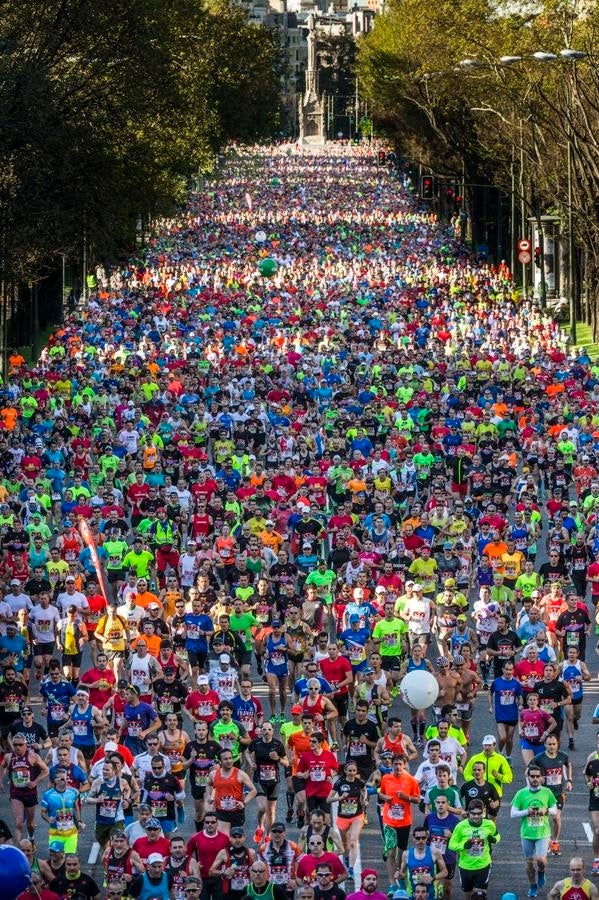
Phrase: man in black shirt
[
  {"left": 485, "top": 616, "right": 521, "bottom": 678},
  {"left": 538, "top": 550, "right": 569, "bottom": 585},
  {"left": 537, "top": 663, "right": 571, "bottom": 736},
  {"left": 555, "top": 595, "right": 591, "bottom": 660},
  {"left": 49, "top": 853, "right": 101, "bottom": 900},
  {"left": 342, "top": 701, "right": 379, "bottom": 780},
  {"left": 0, "top": 666, "right": 28, "bottom": 739},
  {"left": 8, "top": 706, "right": 48, "bottom": 752},
  {"left": 459, "top": 761, "right": 501, "bottom": 820},
  {"left": 312, "top": 863, "right": 346, "bottom": 900}
]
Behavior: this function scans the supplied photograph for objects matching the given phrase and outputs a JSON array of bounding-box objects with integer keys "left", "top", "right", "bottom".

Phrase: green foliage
[{"left": 0, "top": 0, "right": 281, "bottom": 282}]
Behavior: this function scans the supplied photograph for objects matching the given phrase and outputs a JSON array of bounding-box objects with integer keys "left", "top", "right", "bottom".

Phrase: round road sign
[
  {"left": 518, "top": 238, "right": 531, "bottom": 252},
  {"left": 518, "top": 250, "right": 532, "bottom": 265}
]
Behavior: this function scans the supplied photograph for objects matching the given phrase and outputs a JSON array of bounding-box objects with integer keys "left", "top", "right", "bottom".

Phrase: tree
[
  {"left": 0, "top": 0, "right": 281, "bottom": 347},
  {"left": 357, "top": 0, "right": 599, "bottom": 335}
]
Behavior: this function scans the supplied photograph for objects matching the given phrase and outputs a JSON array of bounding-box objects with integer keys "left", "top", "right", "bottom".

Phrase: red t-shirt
[
  {"left": 319, "top": 655, "right": 352, "bottom": 696},
  {"left": 185, "top": 690, "right": 220, "bottom": 723},
  {"left": 297, "top": 749, "right": 338, "bottom": 797},
  {"left": 85, "top": 593, "right": 107, "bottom": 634},
  {"left": 587, "top": 561, "right": 599, "bottom": 597},
  {"left": 296, "top": 851, "right": 346, "bottom": 884},
  {"left": 132, "top": 835, "right": 171, "bottom": 863},
  {"left": 186, "top": 829, "right": 230, "bottom": 879},
  {"left": 79, "top": 666, "right": 115, "bottom": 708}
]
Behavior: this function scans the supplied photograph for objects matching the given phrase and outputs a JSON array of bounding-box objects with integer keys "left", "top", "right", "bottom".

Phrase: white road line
[{"left": 584, "top": 822, "right": 593, "bottom": 843}]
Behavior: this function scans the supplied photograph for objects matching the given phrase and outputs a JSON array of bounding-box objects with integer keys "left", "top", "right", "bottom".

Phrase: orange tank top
[
  {"left": 213, "top": 767, "right": 244, "bottom": 812},
  {"left": 161, "top": 732, "right": 186, "bottom": 774},
  {"left": 382, "top": 733, "right": 406, "bottom": 756}
]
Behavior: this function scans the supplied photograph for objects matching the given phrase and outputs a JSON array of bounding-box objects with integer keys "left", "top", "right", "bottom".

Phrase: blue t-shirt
[
  {"left": 184, "top": 613, "right": 213, "bottom": 653},
  {"left": 40, "top": 677, "right": 76, "bottom": 725},
  {"left": 490, "top": 676, "right": 522, "bottom": 722}
]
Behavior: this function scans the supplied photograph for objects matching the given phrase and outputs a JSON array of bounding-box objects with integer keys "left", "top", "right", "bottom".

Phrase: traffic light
[
  {"left": 420, "top": 175, "right": 434, "bottom": 199},
  {"left": 534, "top": 247, "right": 542, "bottom": 268},
  {"left": 377, "top": 150, "right": 386, "bottom": 166}
]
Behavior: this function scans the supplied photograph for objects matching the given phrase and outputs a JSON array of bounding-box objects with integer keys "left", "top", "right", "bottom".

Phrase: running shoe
[
  {"left": 482, "top": 683, "right": 489, "bottom": 691},
  {"left": 286, "top": 808, "right": 294, "bottom": 824},
  {"left": 346, "top": 867, "right": 354, "bottom": 882},
  {"left": 253, "top": 826, "right": 264, "bottom": 844},
  {"left": 269, "top": 714, "right": 278, "bottom": 723},
  {"left": 527, "top": 886, "right": 537, "bottom": 898},
  {"left": 506, "top": 756, "right": 512, "bottom": 766},
  {"left": 592, "top": 859, "right": 599, "bottom": 876},
  {"left": 568, "top": 738, "right": 575, "bottom": 751},
  {"left": 331, "top": 741, "right": 340, "bottom": 751},
  {"left": 550, "top": 841, "right": 560, "bottom": 856},
  {"left": 390, "top": 686, "right": 399, "bottom": 698}
]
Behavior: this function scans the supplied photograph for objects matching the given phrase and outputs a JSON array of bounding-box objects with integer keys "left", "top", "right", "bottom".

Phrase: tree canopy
[
  {"left": 0, "top": 0, "right": 282, "bottom": 285},
  {"left": 358, "top": 0, "right": 599, "bottom": 331}
]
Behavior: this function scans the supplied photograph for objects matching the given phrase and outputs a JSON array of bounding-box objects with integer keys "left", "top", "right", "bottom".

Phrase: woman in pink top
[{"left": 519, "top": 690, "right": 557, "bottom": 765}]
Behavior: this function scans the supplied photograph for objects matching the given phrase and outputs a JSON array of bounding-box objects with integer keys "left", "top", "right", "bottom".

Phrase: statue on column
[{"left": 298, "top": 11, "right": 326, "bottom": 144}]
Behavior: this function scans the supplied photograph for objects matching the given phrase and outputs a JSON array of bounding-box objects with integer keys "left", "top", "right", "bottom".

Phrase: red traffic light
[{"left": 420, "top": 176, "right": 434, "bottom": 199}]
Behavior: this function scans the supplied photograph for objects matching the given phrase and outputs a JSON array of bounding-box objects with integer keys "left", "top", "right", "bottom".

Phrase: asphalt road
[{"left": 7, "top": 649, "right": 599, "bottom": 900}]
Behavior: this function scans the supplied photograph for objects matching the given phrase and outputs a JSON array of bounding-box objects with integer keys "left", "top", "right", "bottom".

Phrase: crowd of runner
[{"left": 0, "top": 143, "right": 596, "bottom": 900}]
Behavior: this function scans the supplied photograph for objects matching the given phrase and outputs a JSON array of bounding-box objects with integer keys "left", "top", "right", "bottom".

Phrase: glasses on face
[
  {"left": 271, "top": 828, "right": 284, "bottom": 834},
  {"left": 309, "top": 841, "right": 323, "bottom": 846},
  {"left": 251, "top": 869, "right": 267, "bottom": 874},
  {"left": 316, "top": 873, "right": 332, "bottom": 878}
]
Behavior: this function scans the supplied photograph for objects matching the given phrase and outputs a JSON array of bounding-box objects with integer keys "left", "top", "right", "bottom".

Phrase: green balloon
[
  {"left": 258, "top": 257, "right": 278, "bottom": 277},
  {"left": 271, "top": 177, "right": 281, "bottom": 187}
]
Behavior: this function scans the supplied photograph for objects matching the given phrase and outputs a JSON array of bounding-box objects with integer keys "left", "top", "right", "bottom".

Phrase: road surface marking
[{"left": 584, "top": 822, "right": 593, "bottom": 843}]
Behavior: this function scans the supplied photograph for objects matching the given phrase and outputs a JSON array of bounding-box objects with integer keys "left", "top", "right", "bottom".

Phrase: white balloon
[
  {"left": 400, "top": 670, "right": 439, "bottom": 710},
  {"left": 255, "top": 230, "right": 267, "bottom": 243}
]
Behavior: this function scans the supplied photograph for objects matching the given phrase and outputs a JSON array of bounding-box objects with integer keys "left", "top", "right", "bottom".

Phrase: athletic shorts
[
  {"left": 459, "top": 865, "right": 490, "bottom": 893},
  {"left": 35, "top": 642, "right": 56, "bottom": 657},
  {"left": 383, "top": 824, "right": 411, "bottom": 852},
  {"left": 336, "top": 814, "right": 364, "bottom": 831},
  {"left": 255, "top": 779, "right": 280, "bottom": 800},
  {"left": 10, "top": 792, "right": 37, "bottom": 808},
  {"left": 331, "top": 694, "right": 348, "bottom": 718},
  {"left": 187, "top": 650, "right": 207, "bottom": 669},
  {"left": 48, "top": 832, "right": 78, "bottom": 854},
  {"left": 520, "top": 739, "right": 545, "bottom": 752},
  {"left": 455, "top": 703, "right": 473, "bottom": 722},
  {"left": 216, "top": 809, "right": 245, "bottom": 827},
  {"left": 380, "top": 656, "right": 402, "bottom": 672},
  {"left": 107, "top": 569, "right": 123, "bottom": 583},
  {"left": 306, "top": 795, "right": 331, "bottom": 816},
  {"left": 521, "top": 837, "right": 549, "bottom": 859},
  {"left": 239, "top": 650, "right": 252, "bottom": 668},
  {"left": 62, "top": 652, "right": 82, "bottom": 668},
  {"left": 292, "top": 776, "right": 306, "bottom": 794}
]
